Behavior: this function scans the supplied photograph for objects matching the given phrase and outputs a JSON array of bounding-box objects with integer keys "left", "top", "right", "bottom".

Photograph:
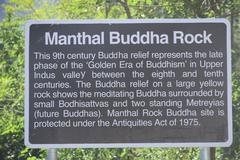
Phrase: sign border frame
[{"left": 24, "top": 18, "right": 232, "bottom": 148}]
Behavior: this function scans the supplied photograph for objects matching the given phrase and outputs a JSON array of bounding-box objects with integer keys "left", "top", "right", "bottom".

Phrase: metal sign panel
[{"left": 25, "top": 19, "right": 232, "bottom": 148}]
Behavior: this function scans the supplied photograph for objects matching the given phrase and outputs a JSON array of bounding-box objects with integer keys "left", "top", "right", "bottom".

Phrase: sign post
[
  {"left": 46, "top": 149, "right": 57, "bottom": 160},
  {"left": 25, "top": 19, "right": 232, "bottom": 148},
  {"left": 200, "top": 147, "right": 210, "bottom": 160}
]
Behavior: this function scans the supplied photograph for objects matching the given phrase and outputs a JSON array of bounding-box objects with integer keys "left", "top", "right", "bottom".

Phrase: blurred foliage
[{"left": 0, "top": 0, "right": 240, "bottom": 159}]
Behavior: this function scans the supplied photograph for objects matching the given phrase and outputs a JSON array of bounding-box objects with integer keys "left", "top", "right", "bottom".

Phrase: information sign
[{"left": 25, "top": 19, "right": 232, "bottom": 148}]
